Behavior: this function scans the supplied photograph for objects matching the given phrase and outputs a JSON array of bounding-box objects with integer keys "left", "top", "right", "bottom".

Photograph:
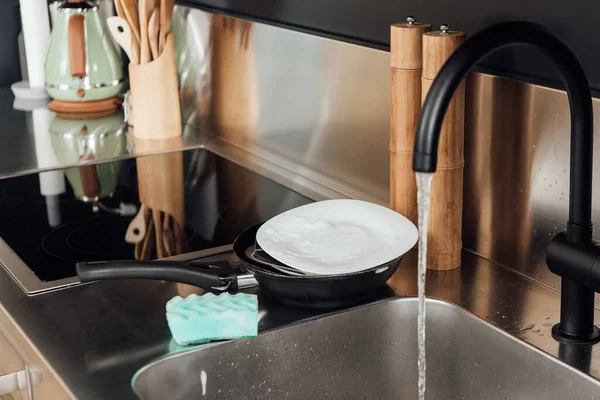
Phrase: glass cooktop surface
[{"left": 0, "top": 149, "right": 312, "bottom": 285}]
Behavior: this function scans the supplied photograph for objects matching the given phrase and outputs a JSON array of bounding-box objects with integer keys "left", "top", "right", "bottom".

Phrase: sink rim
[{"left": 131, "top": 296, "right": 600, "bottom": 396}]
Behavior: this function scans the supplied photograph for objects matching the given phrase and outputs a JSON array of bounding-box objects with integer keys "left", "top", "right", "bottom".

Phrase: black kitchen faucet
[{"left": 412, "top": 21, "right": 600, "bottom": 344}]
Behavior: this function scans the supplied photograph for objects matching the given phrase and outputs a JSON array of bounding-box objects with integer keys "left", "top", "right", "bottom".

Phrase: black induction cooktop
[{"left": 0, "top": 149, "right": 311, "bottom": 287}]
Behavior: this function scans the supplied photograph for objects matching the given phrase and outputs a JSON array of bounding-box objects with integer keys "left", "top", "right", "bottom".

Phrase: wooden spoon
[
  {"left": 162, "top": 213, "right": 174, "bottom": 257},
  {"left": 159, "top": 0, "right": 174, "bottom": 53},
  {"left": 138, "top": 0, "right": 155, "bottom": 64},
  {"left": 135, "top": 210, "right": 155, "bottom": 260},
  {"left": 173, "top": 218, "right": 187, "bottom": 255},
  {"left": 114, "top": 0, "right": 124, "bottom": 19},
  {"left": 148, "top": 7, "right": 160, "bottom": 61},
  {"left": 118, "top": 0, "right": 142, "bottom": 48},
  {"left": 153, "top": 209, "right": 164, "bottom": 259}
]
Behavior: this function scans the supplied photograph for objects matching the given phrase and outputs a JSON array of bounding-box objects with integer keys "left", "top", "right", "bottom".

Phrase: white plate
[{"left": 256, "top": 199, "right": 418, "bottom": 275}]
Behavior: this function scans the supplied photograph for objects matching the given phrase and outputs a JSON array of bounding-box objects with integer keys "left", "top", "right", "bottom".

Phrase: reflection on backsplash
[
  {"left": 172, "top": 7, "right": 211, "bottom": 127},
  {"left": 463, "top": 74, "right": 537, "bottom": 277},
  {"left": 465, "top": 75, "right": 600, "bottom": 301},
  {"left": 172, "top": 7, "right": 390, "bottom": 203},
  {"left": 172, "top": 7, "right": 600, "bottom": 303},
  {"left": 211, "top": 15, "right": 257, "bottom": 144}
]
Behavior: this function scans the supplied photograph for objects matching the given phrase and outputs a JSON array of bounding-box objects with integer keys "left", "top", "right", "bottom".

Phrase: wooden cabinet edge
[
  {"left": 0, "top": 304, "right": 76, "bottom": 400},
  {"left": 0, "top": 327, "right": 25, "bottom": 400}
]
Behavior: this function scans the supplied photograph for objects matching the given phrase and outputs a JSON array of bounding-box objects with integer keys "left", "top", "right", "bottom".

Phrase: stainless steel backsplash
[{"left": 173, "top": 6, "right": 600, "bottom": 296}]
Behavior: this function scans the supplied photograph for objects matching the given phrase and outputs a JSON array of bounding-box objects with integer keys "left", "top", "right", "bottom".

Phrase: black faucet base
[
  {"left": 546, "top": 234, "right": 600, "bottom": 343},
  {"left": 552, "top": 324, "right": 600, "bottom": 345}
]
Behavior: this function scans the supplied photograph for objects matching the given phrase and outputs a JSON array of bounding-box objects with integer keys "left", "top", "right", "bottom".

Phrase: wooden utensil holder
[{"left": 128, "top": 32, "right": 181, "bottom": 140}]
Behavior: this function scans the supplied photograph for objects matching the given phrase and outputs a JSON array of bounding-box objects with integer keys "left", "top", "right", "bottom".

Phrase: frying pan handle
[{"left": 76, "top": 260, "right": 237, "bottom": 291}]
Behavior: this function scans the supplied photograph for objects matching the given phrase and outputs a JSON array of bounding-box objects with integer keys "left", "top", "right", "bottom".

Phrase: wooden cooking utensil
[
  {"left": 148, "top": 7, "right": 160, "bottom": 61},
  {"left": 173, "top": 218, "right": 187, "bottom": 254},
  {"left": 153, "top": 208, "right": 165, "bottom": 259},
  {"left": 138, "top": 0, "right": 155, "bottom": 64},
  {"left": 162, "top": 213, "right": 176, "bottom": 257},
  {"left": 135, "top": 210, "right": 155, "bottom": 261},
  {"left": 114, "top": 0, "right": 124, "bottom": 21},
  {"left": 159, "top": 0, "right": 174, "bottom": 53},
  {"left": 422, "top": 25, "right": 466, "bottom": 270},
  {"left": 118, "top": 0, "right": 142, "bottom": 50},
  {"left": 106, "top": 16, "right": 139, "bottom": 64},
  {"left": 126, "top": 205, "right": 147, "bottom": 244},
  {"left": 134, "top": 238, "right": 142, "bottom": 260}
]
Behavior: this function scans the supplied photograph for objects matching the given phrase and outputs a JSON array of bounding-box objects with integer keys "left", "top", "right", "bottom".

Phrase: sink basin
[{"left": 132, "top": 297, "right": 600, "bottom": 399}]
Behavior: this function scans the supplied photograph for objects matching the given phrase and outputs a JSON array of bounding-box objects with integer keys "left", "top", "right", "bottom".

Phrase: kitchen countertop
[
  {"left": 1, "top": 242, "right": 599, "bottom": 399},
  {"left": 0, "top": 87, "right": 598, "bottom": 396}
]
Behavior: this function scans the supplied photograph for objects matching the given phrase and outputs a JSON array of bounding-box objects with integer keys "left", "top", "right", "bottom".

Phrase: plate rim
[{"left": 256, "top": 199, "right": 418, "bottom": 275}]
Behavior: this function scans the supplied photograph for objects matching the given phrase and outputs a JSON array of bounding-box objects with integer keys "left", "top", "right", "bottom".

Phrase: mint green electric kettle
[{"left": 45, "top": 0, "right": 123, "bottom": 102}]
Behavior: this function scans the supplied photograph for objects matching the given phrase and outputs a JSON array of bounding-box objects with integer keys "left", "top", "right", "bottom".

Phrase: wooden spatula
[
  {"left": 118, "top": 0, "right": 142, "bottom": 57},
  {"left": 153, "top": 209, "right": 164, "bottom": 259},
  {"left": 126, "top": 205, "right": 147, "bottom": 244},
  {"left": 106, "top": 16, "right": 138, "bottom": 64},
  {"left": 159, "top": 0, "right": 174, "bottom": 53},
  {"left": 138, "top": 0, "right": 156, "bottom": 64},
  {"left": 148, "top": 7, "right": 160, "bottom": 61},
  {"left": 114, "top": 0, "right": 124, "bottom": 19},
  {"left": 135, "top": 209, "right": 155, "bottom": 260}
]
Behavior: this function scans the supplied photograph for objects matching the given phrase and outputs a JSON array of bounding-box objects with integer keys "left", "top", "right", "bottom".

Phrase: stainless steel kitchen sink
[{"left": 132, "top": 297, "right": 600, "bottom": 399}]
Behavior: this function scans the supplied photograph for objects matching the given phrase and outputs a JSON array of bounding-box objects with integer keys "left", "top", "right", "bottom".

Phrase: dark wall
[
  {"left": 180, "top": 0, "right": 600, "bottom": 92},
  {"left": 1, "top": 0, "right": 22, "bottom": 87}
]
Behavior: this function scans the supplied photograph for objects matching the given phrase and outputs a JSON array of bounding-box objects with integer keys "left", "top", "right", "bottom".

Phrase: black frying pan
[{"left": 77, "top": 223, "right": 406, "bottom": 308}]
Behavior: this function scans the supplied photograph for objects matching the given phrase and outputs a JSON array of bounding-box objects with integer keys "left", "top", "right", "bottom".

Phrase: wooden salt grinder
[
  {"left": 390, "top": 17, "right": 431, "bottom": 225},
  {"left": 422, "top": 25, "right": 466, "bottom": 270}
]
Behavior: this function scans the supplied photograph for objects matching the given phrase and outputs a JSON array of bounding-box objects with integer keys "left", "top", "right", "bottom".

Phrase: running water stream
[{"left": 416, "top": 172, "right": 433, "bottom": 400}]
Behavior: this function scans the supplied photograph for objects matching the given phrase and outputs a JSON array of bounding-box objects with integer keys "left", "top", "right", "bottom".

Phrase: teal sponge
[{"left": 166, "top": 292, "right": 258, "bottom": 345}]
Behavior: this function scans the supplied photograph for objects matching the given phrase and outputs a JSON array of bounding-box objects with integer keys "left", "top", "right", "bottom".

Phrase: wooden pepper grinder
[
  {"left": 422, "top": 24, "right": 466, "bottom": 270},
  {"left": 390, "top": 17, "right": 431, "bottom": 225}
]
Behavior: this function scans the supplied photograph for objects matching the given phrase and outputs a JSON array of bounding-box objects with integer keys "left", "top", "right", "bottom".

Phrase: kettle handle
[
  {"left": 79, "top": 164, "right": 100, "bottom": 201},
  {"left": 78, "top": 128, "right": 100, "bottom": 201},
  {"left": 68, "top": 14, "right": 87, "bottom": 81}
]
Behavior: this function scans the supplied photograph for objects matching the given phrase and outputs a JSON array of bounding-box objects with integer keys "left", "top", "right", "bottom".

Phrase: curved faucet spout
[
  {"left": 412, "top": 21, "right": 593, "bottom": 244},
  {"left": 412, "top": 21, "right": 598, "bottom": 343}
]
